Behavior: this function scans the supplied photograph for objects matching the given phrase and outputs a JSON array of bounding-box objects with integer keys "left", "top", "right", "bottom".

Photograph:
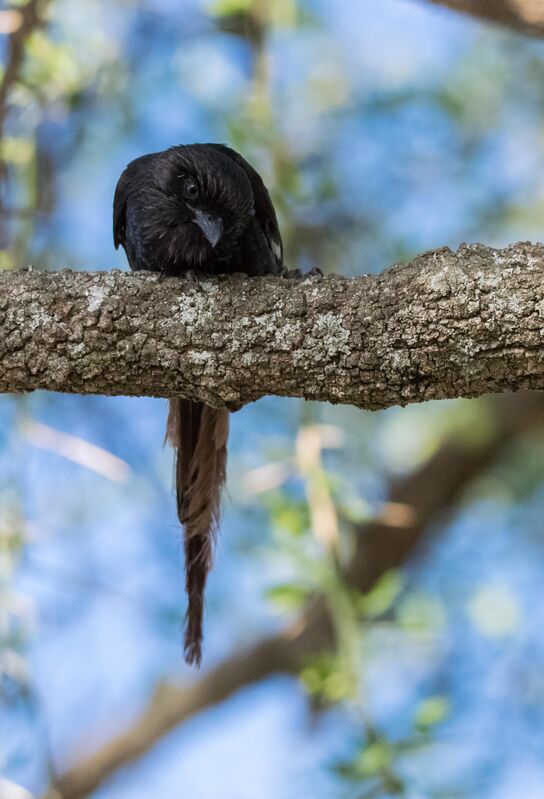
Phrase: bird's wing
[
  {"left": 207, "top": 144, "right": 284, "bottom": 268},
  {"left": 113, "top": 166, "right": 131, "bottom": 249},
  {"left": 113, "top": 154, "right": 157, "bottom": 250}
]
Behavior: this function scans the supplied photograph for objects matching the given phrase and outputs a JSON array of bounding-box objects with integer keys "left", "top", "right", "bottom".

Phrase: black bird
[{"left": 113, "top": 144, "right": 284, "bottom": 665}]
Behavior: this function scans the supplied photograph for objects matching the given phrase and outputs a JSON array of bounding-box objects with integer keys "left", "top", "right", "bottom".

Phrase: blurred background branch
[
  {"left": 0, "top": 0, "right": 50, "bottom": 253},
  {"left": 47, "top": 391, "right": 544, "bottom": 799},
  {"left": 0, "top": 0, "right": 50, "bottom": 140},
  {"left": 425, "top": 0, "right": 544, "bottom": 37}
]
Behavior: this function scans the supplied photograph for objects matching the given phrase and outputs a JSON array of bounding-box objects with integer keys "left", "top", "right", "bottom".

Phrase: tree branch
[
  {"left": 46, "top": 390, "right": 544, "bottom": 799},
  {"left": 0, "top": 0, "right": 49, "bottom": 139},
  {"left": 46, "top": 634, "right": 307, "bottom": 799},
  {"left": 2, "top": 242, "right": 544, "bottom": 410},
  {"left": 423, "top": 0, "right": 544, "bottom": 37}
]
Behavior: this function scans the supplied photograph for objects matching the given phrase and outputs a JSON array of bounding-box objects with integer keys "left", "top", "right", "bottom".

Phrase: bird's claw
[
  {"left": 281, "top": 266, "right": 323, "bottom": 280},
  {"left": 281, "top": 267, "right": 302, "bottom": 279},
  {"left": 185, "top": 269, "right": 205, "bottom": 291}
]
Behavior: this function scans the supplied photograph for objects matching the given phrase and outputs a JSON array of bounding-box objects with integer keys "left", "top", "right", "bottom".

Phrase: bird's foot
[
  {"left": 281, "top": 266, "right": 323, "bottom": 280},
  {"left": 185, "top": 270, "right": 206, "bottom": 291}
]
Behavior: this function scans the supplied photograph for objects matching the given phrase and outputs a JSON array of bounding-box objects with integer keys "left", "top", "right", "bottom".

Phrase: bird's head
[{"left": 158, "top": 144, "right": 255, "bottom": 268}]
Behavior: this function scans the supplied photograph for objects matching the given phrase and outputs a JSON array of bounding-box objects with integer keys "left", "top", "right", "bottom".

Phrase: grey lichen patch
[
  {"left": 28, "top": 302, "right": 54, "bottom": 332},
  {"left": 311, "top": 312, "right": 351, "bottom": 358},
  {"left": 87, "top": 285, "right": 108, "bottom": 313}
]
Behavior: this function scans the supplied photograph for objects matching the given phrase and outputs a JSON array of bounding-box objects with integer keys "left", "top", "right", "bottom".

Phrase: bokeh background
[{"left": 3, "top": 1, "right": 544, "bottom": 797}]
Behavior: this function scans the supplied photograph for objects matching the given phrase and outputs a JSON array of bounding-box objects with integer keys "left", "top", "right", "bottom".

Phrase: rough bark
[
  {"left": 2, "top": 242, "right": 544, "bottom": 411},
  {"left": 424, "top": 0, "right": 544, "bottom": 36},
  {"left": 46, "top": 390, "right": 544, "bottom": 799}
]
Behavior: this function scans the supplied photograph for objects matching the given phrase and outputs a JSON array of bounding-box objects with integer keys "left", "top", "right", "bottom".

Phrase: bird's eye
[{"left": 183, "top": 178, "right": 199, "bottom": 201}]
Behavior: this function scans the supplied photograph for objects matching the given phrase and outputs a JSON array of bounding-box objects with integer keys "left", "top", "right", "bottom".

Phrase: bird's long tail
[{"left": 166, "top": 398, "right": 229, "bottom": 666}]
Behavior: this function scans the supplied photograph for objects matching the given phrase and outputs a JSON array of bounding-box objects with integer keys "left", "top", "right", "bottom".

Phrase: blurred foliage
[
  {"left": 2, "top": 1, "right": 544, "bottom": 798},
  {"left": 256, "top": 423, "right": 457, "bottom": 795}
]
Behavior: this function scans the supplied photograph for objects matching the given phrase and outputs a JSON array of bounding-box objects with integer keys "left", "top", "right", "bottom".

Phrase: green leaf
[
  {"left": 415, "top": 696, "right": 450, "bottom": 730},
  {"left": 358, "top": 570, "right": 404, "bottom": 619},
  {"left": 265, "top": 583, "right": 309, "bottom": 610},
  {"left": 207, "top": 0, "right": 254, "bottom": 17},
  {"left": 299, "top": 654, "right": 337, "bottom": 696},
  {"left": 398, "top": 592, "right": 445, "bottom": 632},
  {"left": 270, "top": 502, "right": 308, "bottom": 537},
  {"left": 322, "top": 670, "right": 352, "bottom": 702},
  {"left": 0, "top": 137, "right": 34, "bottom": 165},
  {"left": 357, "top": 741, "right": 392, "bottom": 776}
]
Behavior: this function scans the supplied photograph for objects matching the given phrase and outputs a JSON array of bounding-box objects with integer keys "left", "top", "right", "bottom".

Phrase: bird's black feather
[
  {"left": 114, "top": 143, "right": 283, "bottom": 276},
  {"left": 113, "top": 144, "right": 284, "bottom": 665}
]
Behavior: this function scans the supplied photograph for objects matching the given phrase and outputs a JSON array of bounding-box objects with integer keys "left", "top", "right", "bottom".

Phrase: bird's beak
[{"left": 191, "top": 208, "right": 223, "bottom": 248}]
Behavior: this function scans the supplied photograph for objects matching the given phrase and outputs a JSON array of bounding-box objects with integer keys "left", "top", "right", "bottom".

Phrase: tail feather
[{"left": 166, "top": 398, "right": 229, "bottom": 666}]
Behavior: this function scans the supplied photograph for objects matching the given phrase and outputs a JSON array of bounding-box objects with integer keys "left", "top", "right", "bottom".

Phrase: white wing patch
[{"left": 272, "top": 239, "right": 282, "bottom": 261}]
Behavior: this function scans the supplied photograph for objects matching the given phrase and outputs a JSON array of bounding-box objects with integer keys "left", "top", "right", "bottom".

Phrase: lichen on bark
[{"left": 1, "top": 242, "right": 544, "bottom": 410}]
